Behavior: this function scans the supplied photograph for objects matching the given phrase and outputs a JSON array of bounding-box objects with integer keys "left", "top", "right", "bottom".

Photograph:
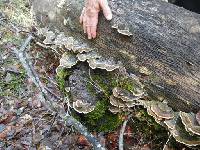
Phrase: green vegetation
[
  {"left": 70, "top": 69, "right": 124, "bottom": 132},
  {"left": 132, "top": 108, "right": 168, "bottom": 150},
  {"left": 56, "top": 68, "right": 72, "bottom": 93},
  {"left": 0, "top": 71, "right": 26, "bottom": 96},
  {"left": 72, "top": 99, "right": 123, "bottom": 132}
]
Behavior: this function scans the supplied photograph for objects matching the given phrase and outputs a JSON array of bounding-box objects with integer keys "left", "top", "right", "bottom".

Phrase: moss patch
[
  {"left": 56, "top": 68, "right": 71, "bottom": 93},
  {"left": 69, "top": 68, "right": 141, "bottom": 132},
  {"left": 130, "top": 108, "right": 168, "bottom": 150},
  {"left": 0, "top": 71, "right": 26, "bottom": 97},
  {"left": 72, "top": 99, "right": 123, "bottom": 132}
]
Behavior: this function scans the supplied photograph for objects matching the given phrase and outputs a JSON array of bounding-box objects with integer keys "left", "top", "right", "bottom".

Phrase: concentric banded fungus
[
  {"left": 77, "top": 51, "right": 101, "bottom": 62},
  {"left": 112, "top": 87, "right": 143, "bottom": 102},
  {"left": 109, "top": 106, "right": 131, "bottom": 114},
  {"left": 110, "top": 95, "right": 126, "bottom": 108},
  {"left": 164, "top": 113, "right": 179, "bottom": 130},
  {"left": 43, "top": 31, "right": 56, "bottom": 44},
  {"left": 111, "top": 21, "right": 133, "bottom": 36},
  {"left": 170, "top": 118, "right": 200, "bottom": 146},
  {"left": 87, "top": 58, "right": 121, "bottom": 71},
  {"left": 117, "top": 29, "right": 133, "bottom": 36},
  {"left": 110, "top": 95, "right": 140, "bottom": 108},
  {"left": 72, "top": 42, "right": 93, "bottom": 53},
  {"left": 53, "top": 32, "right": 69, "bottom": 48},
  {"left": 164, "top": 118, "right": 177, "bottom": 130},
  {"left": 150, "top": 102, "right": 174, "bottom": 119},
  {"left": 180, "top": 112, "right": 200, "bottom": 136},
  {"left": 146, "top": 107, "right": 164, "bottom": 125},
  {"left": 147, "top": 107, "right": 163, "bottom": 121},
  {"left": 142, "top": 100, "right": 174, "bottom": 126},
  {"left": 59, "top": 52, "right": 78, "bottom": 68},
  {"left": 73, "top": 100, "right": 95, "bottom": 114},
  {"left": 109, "top": 86, "right": 143, "bottom": 114}
]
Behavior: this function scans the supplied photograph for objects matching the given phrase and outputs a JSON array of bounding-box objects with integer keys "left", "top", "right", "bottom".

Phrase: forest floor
[{"left": 0, "top": 0, "right": 194, "bottom": 150}]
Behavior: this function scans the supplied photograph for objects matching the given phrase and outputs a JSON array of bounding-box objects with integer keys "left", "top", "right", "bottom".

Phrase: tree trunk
[{"left": 32, "top": 0, "right": 200, "bottom": 112}]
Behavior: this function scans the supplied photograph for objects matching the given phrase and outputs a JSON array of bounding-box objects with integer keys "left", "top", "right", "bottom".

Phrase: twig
[
  {"left": 64, "top": 115, "right": 105, "bottom": 150},
  {"left": 163, "top": 133, "right": 172, "bottom": 150},
  {"left": 119, "top": 115, "right": 132, "bottom": 150},
  {"left": 13, "top": 35, "right": 105, "bottom": 150}
]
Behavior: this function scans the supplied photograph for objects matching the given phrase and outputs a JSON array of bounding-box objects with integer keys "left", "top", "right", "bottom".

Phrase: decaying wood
[{"left": 31, "top": 0, "right": 200, "bottom": 113}]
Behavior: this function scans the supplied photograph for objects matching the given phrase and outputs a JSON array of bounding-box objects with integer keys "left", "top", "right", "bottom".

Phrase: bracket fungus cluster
[
  {"left": 37, "top": 28, "right": 121, "bottom": 73},
  {"left": 38, "top": 27, "right": 200, "bottom": 148},
  {"left": 141, "top": 101, "right": 175, "bottom": 125},
  {"left": 109, "top": 74, "right": 145, "bottom": 114},
  {"left": 142, "top": 100, "right": 200, "bottom": 147},
  {"left": 180, "top": 112, "right": 200, "bottom": 136},
  {"left": 109, "top": 87, "right": 144, "bottom": 114}
]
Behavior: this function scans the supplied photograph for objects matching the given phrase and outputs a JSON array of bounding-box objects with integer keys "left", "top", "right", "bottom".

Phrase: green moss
[
  {"left": 85, "top": 99, "right": 108, "bottom": 124},
  {"left": 0, "top": 71, "right": 26, "bottom": 96},
  {"left": 131, "top": 108, "right": 168, "bottom": 150},
  {"left": 78, "top": 70, "right": 141, "bottom": 132},
  {"left": 56, "top": 68, "right": 71, "bottom": 93},
  {"left": 72, "top": 99, "right": 123, "bottom": 132}
]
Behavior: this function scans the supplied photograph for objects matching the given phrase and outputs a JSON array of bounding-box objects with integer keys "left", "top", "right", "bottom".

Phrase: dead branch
[{"left": 119, "top": 115, "right": 132, "bottom": 150}]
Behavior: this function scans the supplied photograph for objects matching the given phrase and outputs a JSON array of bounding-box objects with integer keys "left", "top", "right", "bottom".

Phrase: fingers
[
  {"left": 81, "top": 10, "right": 98, "bottom": 39},
  {"left": 79, "top": 7, "right": 85, "bottom": 24},
  {"left": 80, "top": 0, "right": 112, "bottom": 39},
  {"left": 83, "top": 15, "right": 87, "bottom": 33},
  {"left": 91, "top": 26, "right": 97, "bottom": 39},
  {"left": 87, "top": 27, "right": 92, "bottom": 39},
  {"left": 99, "top": 0, "right": 112, "bottom": 20}
]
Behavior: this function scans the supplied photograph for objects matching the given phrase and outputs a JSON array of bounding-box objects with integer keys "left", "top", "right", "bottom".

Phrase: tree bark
[{"left": 32, "top": 0, "right": 200, "bottom": 112}]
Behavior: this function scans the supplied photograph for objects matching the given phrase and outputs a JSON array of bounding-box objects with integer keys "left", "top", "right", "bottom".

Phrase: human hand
[{"left": 80, "top": 0, "right": 112, "bottom": 39}]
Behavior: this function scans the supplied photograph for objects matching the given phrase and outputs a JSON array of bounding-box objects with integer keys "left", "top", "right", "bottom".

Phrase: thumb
[{"left": 99, "top": 0, "right": 112, "bottom": 20}]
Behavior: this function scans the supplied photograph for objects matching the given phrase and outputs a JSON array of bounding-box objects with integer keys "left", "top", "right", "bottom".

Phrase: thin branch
[
  {"left": 163, "top": 133, "right": 172, "bottom": 150},
  {"left": 119, "top": 115, "right": 132, "bottom": 150}
]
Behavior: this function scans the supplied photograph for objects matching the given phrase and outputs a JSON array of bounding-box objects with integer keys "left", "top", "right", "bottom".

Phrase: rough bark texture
[{"left": 32, "top": 0, "right": 200, "bottom": 112}]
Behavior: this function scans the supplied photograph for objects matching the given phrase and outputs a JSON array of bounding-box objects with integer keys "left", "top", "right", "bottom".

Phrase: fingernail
[
  {"left": 88, "top": 36, "right": 92, "bottom": 39},
  {"left": 106, "top": 14, "right": 112, "bottom": 20}
]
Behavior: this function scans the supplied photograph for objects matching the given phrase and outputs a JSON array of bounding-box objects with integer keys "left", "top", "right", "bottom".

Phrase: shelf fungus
[
  {"left": 87, "top": 58, "right": 121, "bottom": 71},
  {"left": 151, "top": 102, "right": 174, "bottom": 120},
  {"left": 109, "top": 87, "right": 143, "bottom": 114},
  {"left": 69, "top": 67, "right": 99, "bottom": 114},
  {"left": 72, "top": 42, "right": 93, "bottom": 53},
  {"left": 142, "top": 101, "right": 175, "bottom": 125},
  {"left": 54, "top": 33, "right": 74, "bottom": 49},
  {"left": 170, "top": 118, "right": 200, "bottom": 147},
  {"left": 180, "top": 112, "right": 200, "bottom": 136},
  {"left": 43, "top": 31, "right": 56, "bottom": 44},
  {"left": 111, "top": 20, "right": 133, "bottom": 36},
  {"left": 164, "top": 117, "right": 177, "bottom": 130},
  {"left": 73, "top": 100, "right": 95, "bottom": 114},
  {"left": 59, "top": 52, "right": 78, "bottom": 68},
  {"left": 113, "top": 87, "right": 143, "bottom": 102},
  {"left": 77, "top": 51, "right": 101, "bottom": 62},
  {"left": 109, "top": 106, "right": 132, "bottom": 114}
]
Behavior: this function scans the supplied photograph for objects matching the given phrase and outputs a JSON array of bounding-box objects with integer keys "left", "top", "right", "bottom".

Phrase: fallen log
[{"left": 32, "top": 0, "right": 200, "bottom": 113}]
